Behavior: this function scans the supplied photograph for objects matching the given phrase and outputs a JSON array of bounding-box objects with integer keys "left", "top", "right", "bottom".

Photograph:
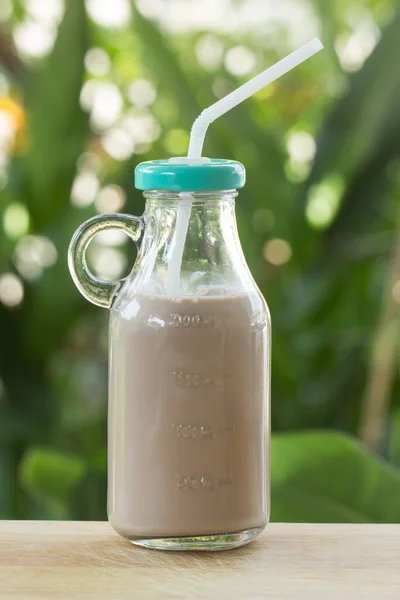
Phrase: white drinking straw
[
  {"left": 188, "top": 38, "right": 323, "bottom": 159},
  {"left": 167, "top": 38, "right": 323, "bottom": 296},
  {"left": 167, "top": 192, "right": 193, "bottom": 296}
]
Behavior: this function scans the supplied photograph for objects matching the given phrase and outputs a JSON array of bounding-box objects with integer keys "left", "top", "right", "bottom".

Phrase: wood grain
[{"left": 0, "top": 521, "right": 399, "bottom": 599}]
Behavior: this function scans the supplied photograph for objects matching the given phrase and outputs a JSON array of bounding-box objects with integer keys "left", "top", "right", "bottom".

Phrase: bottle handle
[{"left": 68, "top": 213, "right": 144, "bottom": 309}]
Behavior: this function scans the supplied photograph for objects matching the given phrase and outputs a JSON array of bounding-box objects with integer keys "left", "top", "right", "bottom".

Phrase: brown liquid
[{"left": 108, "top": 293, "right": 269, "bottom": 539}]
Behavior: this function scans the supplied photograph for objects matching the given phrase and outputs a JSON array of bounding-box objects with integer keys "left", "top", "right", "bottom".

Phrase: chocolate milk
[{"left": 108, "top": 293, "right": 269, "bottom": 539}]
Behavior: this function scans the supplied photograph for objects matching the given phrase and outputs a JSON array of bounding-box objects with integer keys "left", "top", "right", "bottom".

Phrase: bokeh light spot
[
  {"left": 263, "top": 238, "right": 292, "bottom": 266},
  {"left": 335, "top": 21, "right": 379, "bottom": 73},
  {"left": 88, "top": 247, "right": 127, "bottom": 281},
  {"left": 90, "top": 83, "right": 123, "bottom": 132},
  {"left": 14, "top": 236, "right": 57, "bottom": 281},
  {"left": 101, "top": 129, "right": 135, "bottom": 161},
  {"left": 224, "top": 45, "right": 256, "bottom": 77},
  {"left": 135, "top": 0, "right": 164, "bottom": 20},
  {"left": 306, "top": 174, "right": 345, "bottom": 230},
  {"left": 85, "top": 0, "right": 131, "bottom": 28},
  {"left": 13, "top": 20, "right": 56, "bottom": 58},
  {"left": 195, "top": 34, "right": 224, "bottom": 71},
  {"left": 85, "top": 48, "right": 111, "bottom": 77},
  {"left": 24, "top": 0, "right": 65, "bottom": 26},
  {"left": 128, "top": 79, "right": 156, "bottom": 108},
  {"left": 80, "top": 80, "right": 99, "bottom": 112},
  {"left": 0, "top": 97, "right": 24, "bottom": 153},
  {"left": 3, "top": 203, "right": 30, "bottom": 239},
  {"left": 95, "top": 185, "right": 126, "bottom": 213},
  {"left": 120, "top": 109, "right": 161, "bottom": 145},
  {"left": 71, "top": 172, "right": 100, "bottom": 207},
  {"left": 0, "top": 111, "right": 16, "bottom": 146},
  {"left": 286, "top": 131, "right": 316, "bottom": 163},
  {"left": 163, "top": 129, "right": 189, "bottom": 155},
  {"left": 285, "top": 158, "right": 312, "bottom": 183},
  {"left": 0, "top": 273, "right": 24, "bottom": 308},
  {"left": 95, "top": 230, "right": 127, "bottom": 247},
  {"left": 0, "top": 97, "right": 24, "bottom": 131}
]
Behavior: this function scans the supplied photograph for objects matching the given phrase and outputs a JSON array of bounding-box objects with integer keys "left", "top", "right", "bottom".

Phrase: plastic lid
[{"left": 134, "top": 158, "right": 245, "bottom": 192}]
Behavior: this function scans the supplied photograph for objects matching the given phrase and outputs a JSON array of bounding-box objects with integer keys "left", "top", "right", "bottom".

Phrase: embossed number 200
[{"left": 171, "top": 313, "right": 202, "bottom": 327}]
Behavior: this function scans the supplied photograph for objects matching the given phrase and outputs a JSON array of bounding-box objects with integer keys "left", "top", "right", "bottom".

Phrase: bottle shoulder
[{"left": 112, "top": 288, "right": 269, "bottom": 329}]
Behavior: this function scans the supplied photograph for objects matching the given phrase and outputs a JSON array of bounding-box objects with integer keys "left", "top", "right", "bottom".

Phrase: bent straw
[{"left": 167, "top": 38, "right": 323, "bottom": 296}]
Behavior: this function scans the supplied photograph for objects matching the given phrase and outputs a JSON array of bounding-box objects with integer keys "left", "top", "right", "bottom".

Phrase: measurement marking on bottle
[
  {"left": 251, "top": 314, "right": 269, "bottom": 328},
  {"left": 172, "top": 424, "right": 216, "bottom": 440},
  {"left": 173, "top": 372, "right": 221, "bottom": 387},
  {"left": 177, "top": 476, "right": 233, "bottom": 491},
  {"left": 177, "top": 476, "right": 214, "bottom": 491},
  {"left": 168, "top": 313, "right": 225, "bottom": 329}
]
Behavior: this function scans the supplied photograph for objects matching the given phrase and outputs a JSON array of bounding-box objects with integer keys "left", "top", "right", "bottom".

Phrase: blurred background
[{"left": 1, "top": 0, "right": 400, "bottom": 523}]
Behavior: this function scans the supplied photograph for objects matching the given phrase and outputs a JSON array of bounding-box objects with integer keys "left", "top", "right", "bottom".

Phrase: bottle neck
[
  {"left": 143, "top": 189, "right": 238, "bottom": 207},
  {"left": 132, "top": 189, "right": 252, "bottom": 297},
  {"left": 142, "top": 189, "right": 241, "bottom": 265}
]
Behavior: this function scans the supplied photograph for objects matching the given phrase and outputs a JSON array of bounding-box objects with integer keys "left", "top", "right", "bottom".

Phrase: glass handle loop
[{"left": 68, "top": 213, "right": 144, "bottom": 308}]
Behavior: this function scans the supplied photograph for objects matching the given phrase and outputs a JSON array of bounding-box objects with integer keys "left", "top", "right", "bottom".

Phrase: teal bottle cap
[{"left": 134, "top": 158, "right": 245, "bottom": 192}]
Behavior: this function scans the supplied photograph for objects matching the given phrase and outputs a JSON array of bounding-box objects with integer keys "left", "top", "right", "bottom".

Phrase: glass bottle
[{"left": 68, "top": 159, "right": 271, "bottom": 550}]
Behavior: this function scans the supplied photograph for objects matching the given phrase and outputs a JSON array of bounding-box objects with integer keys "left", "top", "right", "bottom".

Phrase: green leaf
[
  {"left": 22, "top": 206, "right": 95, "bottom": 359},
  {"left": 19, "top": 447, "right": 86, "bottom": 518},
  {"left": 310, "top": 11, "right": 400, "bottom": 186},
  {"left": 271, "top": 431, "right": 400, "bottom": 523},
  {"left": 13, "top": 0, "right": 91, "bottom": 358},
  {"left": 23, "top": 0, "right": 88, "bottom": 228},
  {"left": 131, "top": 3, "right": 201, "bottom": 128},
  {"left": 389, "top": 411, "right": 400, "bottom": 468},
  {"left": 303, "top": 10, "right": 400, "bottom": 240}
]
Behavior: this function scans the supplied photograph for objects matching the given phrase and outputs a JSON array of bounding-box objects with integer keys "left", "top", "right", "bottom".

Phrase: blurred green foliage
[
  {"left": 0, "top": 0, "right": 400, "bottom": 522},
  {"left": 271, "top": 432, "right": 400, "bottom": 522},
  {"left": 19, "top": 447, "right": 86, "bottom": 519},
  {"left": 389, "top": 411, "right": 400, "bottom": 468}
]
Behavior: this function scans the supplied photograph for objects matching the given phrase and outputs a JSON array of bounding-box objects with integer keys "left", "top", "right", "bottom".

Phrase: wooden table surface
[{"left": 0, "top": 521, "right": 399, "bottom": 599}]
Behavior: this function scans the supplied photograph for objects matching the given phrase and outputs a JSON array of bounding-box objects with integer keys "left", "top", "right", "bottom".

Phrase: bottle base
[{"left": 129, "top": 526, "right": 264, "bottom": 551}]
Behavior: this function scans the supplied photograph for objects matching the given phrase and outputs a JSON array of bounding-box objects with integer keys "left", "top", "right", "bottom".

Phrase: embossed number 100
[{"left": 177, "top": 476, "right": 214, "bottom": 491}]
